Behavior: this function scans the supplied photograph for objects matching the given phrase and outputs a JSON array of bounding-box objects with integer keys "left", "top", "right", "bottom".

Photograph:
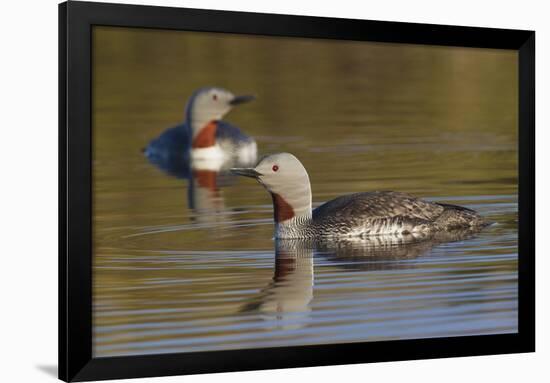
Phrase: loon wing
[
  {"left": 146, "top": 121, "right": 249, "bottom": 156},
  {"left": 143, "top": 124, "right": 192, "bottom": 179},
  {"left": 312, "top": 191, "right": 485, "bottom": 233},
  {"left": 145, "top": 124, "right": 191, "bottom": 157},
  {"left": 313, "top": 191, "right": 444, "bottom": 222},
  {"left": 215, "top": 121, "right": 254, "bottom": 144}
]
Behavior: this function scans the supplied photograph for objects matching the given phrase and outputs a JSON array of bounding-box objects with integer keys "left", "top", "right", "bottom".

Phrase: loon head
[
  {"left": 232, "top": 153, "right": 312, "bottom": 223},
  {"left": 185, "top": 87, "right": 254, "bottom": 149}
]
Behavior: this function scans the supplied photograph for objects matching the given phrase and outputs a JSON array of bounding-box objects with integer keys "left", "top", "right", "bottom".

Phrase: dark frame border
[{"left": 59, "top": 1, "right": 535, "bottom": 381}]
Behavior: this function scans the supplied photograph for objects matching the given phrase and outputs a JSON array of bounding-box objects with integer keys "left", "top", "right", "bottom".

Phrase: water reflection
[
  {"left": 241, "top": 240, "right": 314, "bottom": 329},
  {"left": 242, "top": 229, "right": 481, "bottom": 330},
  {"left": 187, "top": 168, "right": 242, "bottom": 228},
  {"left": 316, "top": 229, "right": 480, "bottom": 269},
  {"left": 93, "top": 195, "right": 517, "bottom": 356},
  {"left": 147, "top": 151, "right": 256, "bottom": 228}
]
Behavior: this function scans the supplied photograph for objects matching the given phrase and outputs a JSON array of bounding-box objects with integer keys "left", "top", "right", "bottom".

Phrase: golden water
[{"left": 92, "top": 27, "right": 517, "bottom": 357}]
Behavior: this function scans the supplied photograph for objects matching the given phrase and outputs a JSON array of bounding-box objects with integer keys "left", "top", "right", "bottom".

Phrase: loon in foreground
[
  {"left": 231, "top": 153, "right": 489, "bottom": 239},
  {"left": 144, "top": 87, "right": 257, "bottom": 174}
]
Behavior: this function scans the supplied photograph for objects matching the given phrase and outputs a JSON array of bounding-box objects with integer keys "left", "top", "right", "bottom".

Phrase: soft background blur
[{"left": 92, "top": 26, "right": 517, "bottom": 357}]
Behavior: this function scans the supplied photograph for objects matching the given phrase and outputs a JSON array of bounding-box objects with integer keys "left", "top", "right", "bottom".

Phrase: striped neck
[
  {"left": 270, "top": 191, "right": 313, "bottom": 239},
  {"left": 269, "top": 183, "right": 312, "bottom": 222},
  {"left": 274, "top": 215, "right": 313, "bottom": 239}
]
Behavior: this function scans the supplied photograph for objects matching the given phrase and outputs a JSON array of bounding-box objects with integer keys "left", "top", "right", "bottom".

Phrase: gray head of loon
[
  {"left": 231, "top": 153, "right": 313, "bottom": 222},
  {"left": 185, "top": 87, "right": 255, "bottom": 132}
]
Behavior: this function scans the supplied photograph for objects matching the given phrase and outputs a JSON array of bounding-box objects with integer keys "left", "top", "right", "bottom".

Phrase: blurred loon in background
[
  {"left": 232, "top": 153, "right": 489, "bottom": 239},
  {"left": 144, "top": 87, "right": 257, "bottom": 177}
]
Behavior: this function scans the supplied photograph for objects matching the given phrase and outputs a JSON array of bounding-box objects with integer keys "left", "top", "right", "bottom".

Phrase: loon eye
[
  {"left": 212, "top": 94, "right": 218, "bottom": 101},
  {"left": 272, "top": 165, "right": 279, "bottom": 172}
]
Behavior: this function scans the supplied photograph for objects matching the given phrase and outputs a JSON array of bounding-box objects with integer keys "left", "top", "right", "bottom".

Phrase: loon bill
[{"left": 231, "top": 152, "right": 489, "bottom": 239}]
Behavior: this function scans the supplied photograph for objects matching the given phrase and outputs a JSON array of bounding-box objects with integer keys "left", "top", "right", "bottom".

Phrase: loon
[
  {"left": 144, "top": 87, "right": 257, "bottom": 175},
  {"left": 231, "top": 153, "right": 489, "bottom": 239}
]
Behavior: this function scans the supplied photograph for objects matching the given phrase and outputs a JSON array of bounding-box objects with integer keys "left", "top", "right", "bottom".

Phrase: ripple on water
[{"left": 93, "top": 195, "right": 518, "bottom": 357}]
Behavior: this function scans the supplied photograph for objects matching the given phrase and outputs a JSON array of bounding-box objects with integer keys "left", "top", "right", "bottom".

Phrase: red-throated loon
[
  {"left": 144, "top": 87, "right": 257, "bottom": 174},
  {"left": 231, "top": 153, "right": 489, "bottom": 239}
]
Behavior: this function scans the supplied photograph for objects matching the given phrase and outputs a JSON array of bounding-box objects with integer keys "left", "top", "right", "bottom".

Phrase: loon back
[{"left": 312, "top": 191, "right": 487, "bottom": 236}]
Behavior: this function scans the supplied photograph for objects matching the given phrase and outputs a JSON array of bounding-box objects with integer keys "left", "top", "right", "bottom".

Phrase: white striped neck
[
  {"left": 275, "top": 215, "right": 313, "bottom": 239},
  {"left": 271, "top": 192, "right": 313, "bottom": 239}
]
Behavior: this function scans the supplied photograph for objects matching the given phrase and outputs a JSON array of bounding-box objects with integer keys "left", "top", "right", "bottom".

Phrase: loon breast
[{"left": 145, "top": 120, "right": 257, "bottom": 172}]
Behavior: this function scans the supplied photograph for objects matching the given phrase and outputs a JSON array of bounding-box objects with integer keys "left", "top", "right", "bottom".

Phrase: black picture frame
[{"left": 59, "top": 1, "right": 535, "bottom": 381}]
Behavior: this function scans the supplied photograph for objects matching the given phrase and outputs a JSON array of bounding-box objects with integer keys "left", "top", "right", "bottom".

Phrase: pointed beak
[
  {"left": 230, "top": 168, "right": 262, "bottom": 178},
  {"left": 229, "top": 94, "right": 256, "bottom": 106}
]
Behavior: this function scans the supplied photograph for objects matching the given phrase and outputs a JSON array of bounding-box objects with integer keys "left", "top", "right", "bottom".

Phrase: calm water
[{"left": 92, "top": 27, "right": 518, "bottom": 357}]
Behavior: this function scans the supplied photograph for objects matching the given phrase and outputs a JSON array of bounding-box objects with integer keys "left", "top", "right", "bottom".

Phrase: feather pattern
[
  {"left": 232, "top": 153, "right": 489, "bottom": 240},
  {"left": 277, "top": 191, "right": 488, "bottom": 239}
]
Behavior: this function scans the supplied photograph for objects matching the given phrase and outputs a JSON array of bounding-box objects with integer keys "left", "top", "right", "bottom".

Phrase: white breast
[{"left": 190, "top": 145, "right": 226, "bottom": 171}]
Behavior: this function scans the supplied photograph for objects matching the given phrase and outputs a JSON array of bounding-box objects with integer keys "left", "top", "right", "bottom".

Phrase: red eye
[
  {"left": 212, "top": 94, "right": 218, "bottom": 101},
  {"left": 272, "top": 165, "right": 279, "bottom": 172}
]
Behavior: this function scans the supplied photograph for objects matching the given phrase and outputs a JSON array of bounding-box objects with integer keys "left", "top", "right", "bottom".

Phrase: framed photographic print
[{"left": 59, "top": 1, "right": 535, "bottom": 381}]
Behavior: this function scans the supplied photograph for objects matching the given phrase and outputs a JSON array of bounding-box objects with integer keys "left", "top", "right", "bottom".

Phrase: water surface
[{"left": 92, "top": 27, "right": 518, "bottom": 357}]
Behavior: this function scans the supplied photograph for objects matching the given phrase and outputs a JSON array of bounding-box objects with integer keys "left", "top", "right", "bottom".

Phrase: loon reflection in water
[
  {"left": 232, "top": 153, "right": 489, "bottom": 239},
  {"left": 241, "top": 229, "right": 479, "bottom": 328},
  {"left": 187, "top": 169, "right": 233, "bottom": 227}
]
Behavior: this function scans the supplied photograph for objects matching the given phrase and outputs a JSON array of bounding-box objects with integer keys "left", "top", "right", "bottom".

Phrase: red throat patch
[
  {"left": 192, "top": 170, "right": 218, "bottom": 191},
  {"left": 271, "top": 193, "right": 295, "bottom": 223},
  {"left": 192, "top": 121, "right": 217, "bottom": 148}
]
